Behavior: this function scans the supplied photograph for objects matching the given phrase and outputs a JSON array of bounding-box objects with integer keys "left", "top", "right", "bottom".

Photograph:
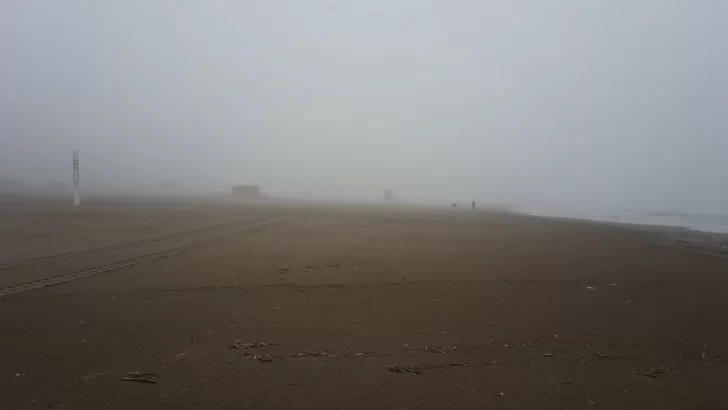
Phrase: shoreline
[{"left": 517, "top": 212, "right": 728, "bottom": 258}]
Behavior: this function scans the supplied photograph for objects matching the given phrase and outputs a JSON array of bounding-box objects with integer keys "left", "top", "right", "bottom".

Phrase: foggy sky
[{"left": 2, "top": 1, "right": 727, "bottom": 209}]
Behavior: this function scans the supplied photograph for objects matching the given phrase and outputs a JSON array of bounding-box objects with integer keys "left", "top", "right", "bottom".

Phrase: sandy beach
[{"left": 2, "top": 200, "right": 728, "bottom": 409}]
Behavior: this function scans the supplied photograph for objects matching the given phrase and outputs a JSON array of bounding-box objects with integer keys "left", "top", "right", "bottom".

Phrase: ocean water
[{"left": 518, "top": 207, "right": 728, "bottom": 234}]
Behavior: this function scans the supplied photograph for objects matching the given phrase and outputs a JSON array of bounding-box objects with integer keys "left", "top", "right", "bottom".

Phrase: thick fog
[{"left": 2, "top": 1, "right": 727, "bottom": 209}]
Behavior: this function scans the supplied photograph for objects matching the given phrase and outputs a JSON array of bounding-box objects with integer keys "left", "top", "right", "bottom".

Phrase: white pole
[{"left": 73, "top": 150, "right": 80, "bottom": 206}]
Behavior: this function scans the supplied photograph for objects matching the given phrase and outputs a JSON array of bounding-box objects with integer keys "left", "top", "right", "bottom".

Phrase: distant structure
[
  {"left": 72, "top": 150, "right": 80, "bottom": 206},
  {"left": 384, "top": 189, "right": 394, "bottom": 203},
  {"left": 232, "top": 185, "right": 261, "bottom": 202}
]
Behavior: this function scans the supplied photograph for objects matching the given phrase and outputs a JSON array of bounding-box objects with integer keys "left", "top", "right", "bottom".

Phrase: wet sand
[{"left": 1, "top": 202, "right": 727, "bottom": 409}]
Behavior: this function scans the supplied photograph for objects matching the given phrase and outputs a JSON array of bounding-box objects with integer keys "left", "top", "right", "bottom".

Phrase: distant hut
[
  {"left": 384, "top": 190, "right": 394, "bottom": 203},
  {"left": 232, "top": 185, "right": 261, "bottom": 202}
]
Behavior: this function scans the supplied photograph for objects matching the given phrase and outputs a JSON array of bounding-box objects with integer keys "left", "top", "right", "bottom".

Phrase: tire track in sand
[
  {"left": 0, "top": 215, "right": 273, "bottom": 270},
  {"left": 0, "top": 215, "right": 293, "bottom": 297}
]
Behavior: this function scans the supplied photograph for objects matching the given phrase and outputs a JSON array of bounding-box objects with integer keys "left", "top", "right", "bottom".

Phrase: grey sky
[{"left": 1, "top": 1, "right": 727, "bottom": 208}]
